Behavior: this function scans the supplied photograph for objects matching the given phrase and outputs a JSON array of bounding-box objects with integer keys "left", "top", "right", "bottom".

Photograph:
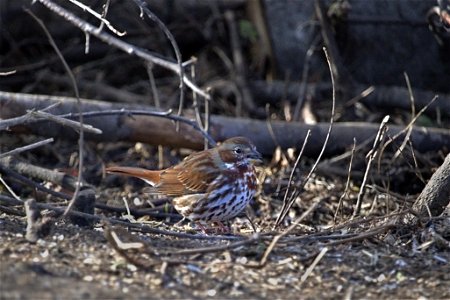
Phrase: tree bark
[{"left": 411, "top": 154, "right": 450, "bottom": 220}]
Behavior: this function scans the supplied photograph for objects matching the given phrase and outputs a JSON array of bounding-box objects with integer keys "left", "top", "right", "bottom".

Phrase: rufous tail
[{"left": 105, "top": 166, "right": 161, "bottom": 186}]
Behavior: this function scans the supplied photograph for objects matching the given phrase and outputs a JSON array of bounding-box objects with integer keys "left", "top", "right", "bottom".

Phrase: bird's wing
[{"left": 156, "top": 150, "right": 220, "bottom": 196}]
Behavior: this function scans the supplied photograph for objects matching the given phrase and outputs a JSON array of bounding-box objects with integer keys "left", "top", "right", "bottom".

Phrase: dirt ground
[
  {"left": 1, "top": 213, "right": 449, "bottom": 299},
  {"left": 1, "top": 139, "right": 449, "bottom": 299}
]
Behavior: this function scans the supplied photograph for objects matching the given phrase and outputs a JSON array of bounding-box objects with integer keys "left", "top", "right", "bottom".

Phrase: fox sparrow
[{"left": 106, "top": 136, "right": 262, "bottom": 227}]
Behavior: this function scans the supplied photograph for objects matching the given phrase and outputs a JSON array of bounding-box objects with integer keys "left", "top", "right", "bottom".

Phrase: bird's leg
[
  {"left": 195, "top": 221, "right": 209, "bottom": 234},
  {"left": 244, "top": 213, "right": 257, "bottom": 233},
  {"left": 174, "top": 216, "right": 186, "bottom": 227},
  {"left": 194, "top": 221, "right": 229, "bottom": 235},
  {"left": 215, "top": 221, "right": 230, "bottom": 234}
]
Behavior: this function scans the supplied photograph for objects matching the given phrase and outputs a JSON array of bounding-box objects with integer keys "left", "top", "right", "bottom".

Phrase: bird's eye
[{"left": 234, "top": 147, "right": 242, "bottom": 154}]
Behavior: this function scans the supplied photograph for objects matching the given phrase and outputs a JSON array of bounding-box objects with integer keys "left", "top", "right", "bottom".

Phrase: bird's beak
[{"left": 248, "top": 150, "right": 263, "bottom": 164}]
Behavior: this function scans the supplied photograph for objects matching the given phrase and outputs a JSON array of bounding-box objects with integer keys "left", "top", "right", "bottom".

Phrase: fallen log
[
  {"left": 249, "top": 80, "right": 450, "bottom": 117},
  {"left": 1, "top": 91, "right": 449, "bottom": 156}
]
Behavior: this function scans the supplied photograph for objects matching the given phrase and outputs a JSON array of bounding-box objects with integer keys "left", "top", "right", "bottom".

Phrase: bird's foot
[{"left": 193, "top": 221, "right": 231, "bottom": 235}]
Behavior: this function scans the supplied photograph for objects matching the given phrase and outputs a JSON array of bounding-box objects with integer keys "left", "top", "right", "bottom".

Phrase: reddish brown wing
[{"left": 155, "top": 149, "right": 221, "bottom": 196}]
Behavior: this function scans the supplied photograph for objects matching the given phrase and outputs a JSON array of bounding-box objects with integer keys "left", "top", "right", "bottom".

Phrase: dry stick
[
  {"left": 133, "top": 0, "right": 186, "bottom": 127},
  {"left": 104, "top": 226, "right": 201, "bottom": 269},
  {"left": 0, "top": 176, "right": 21, "bottom": 201},
  {"left": 0, "top": 195, "right": 240, "bottom": 241},
  {"left": 345, "top": 86, "right": 376, "bottom": 107},
  {"left": 146, "top": 62, "right": 165, "bottom": 168},
  {"left": 377, "top": 73, "right": 417, "bottom": 193},
  {"left": 382, "top": 135, "right": 426, "bottom": 187},
  {"left": 170, "top": 233, "right": 261, "bottom": 256},
  {"left": 406, "top": 139, "right": 426, "bottom": 184},
  {"left": 203, "top": 87, "right": 211, "bottom": 148},
  {"left": 0, "top": 106, "right": 101, "bottom": 134},
  {"left": 0, "top": 204, "right": 24, "bottom": 217},
  {"left": 377, "top": 95, "right": 439, "bottom": 169},
  {"left": 189, "top": 60, "right": 210, "bottom": 150},
  {"left": 275, "top": 47, "right": 336, "bottom": 227},
  {"left": 315, "top": 0, "right": 353, "bottom": 88},
  {"left": 224, "top": 10, "right": 256, "bottom": 114},
  {"left": 0, "top": 70, "right": 16, "bottom": 76},
  {"left": 190, "top": 62, "right": 202, "bottom": 128},
  {"left": 105, "top": 229, "right": 190, "bottom": 270},
  {"left": 293, "top": 35, "right": 321, "bottom": 121},
  {"left": 36, "top": 0, "right": 208, "bottom": 100},
  {"left": 333, "top": 137, "right": 356, "bottom": 222},
  {"left": 94, "top": 203, "right": 182, "bottom": 220},
  {"left": 259, "top": 198, "right": 323, "bottom": 267},
  {"left": 274, "top": 130, "right": 312, "bottom": 227},
  {"left": 283, "top": 209, "right": 412, "bottom": 242},
  {"left": 325, "top": 222, "right": 396, "bottom": 247},
  {"left": 0, "top": 157, "right": 79, "bottom": 191},
  {"left": 68, "top": 0, "right": 125, "bottom": 36},
  {"left": 25, "top": 10, "right": 85, "bottom": 218},
  {"left": 0, "top": 165, "right": 72, "bottom": 200},
  {"left": 300, "top": 246, "right": 328, "bottom": 283},
  {"left": 282, "top": 232, "right": 359, "bottom": 244},
  {"left": 28, "top": 110, "right": 101, "bottom": 134},
  {"left": 352, "top": 115, "right": 390, "bottom": 218},
  {"left": 265, "top": 104, "right": 282, "bottom": 149},
  {"left": 190, "top": 62, "right": 204, "bottom": 148},
  {"left": 96, "top": 0, "right": 111, "bottom": 34},
  {"left": 146, "top": 63, "right": 161, "bottom": 108},
  {"left": 380, "top": 92, "right": 440, "bottom": 187},
  {"left": 391, "top": 72, "right": 416, "bottom": 162},
  {"left": 0, "top": 138, "right": 54, "bottom": 159}
]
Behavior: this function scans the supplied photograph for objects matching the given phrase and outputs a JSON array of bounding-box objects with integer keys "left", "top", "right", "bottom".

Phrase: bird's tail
[{"left": 105, "top": 166, "right": 160, "bottom": 186}]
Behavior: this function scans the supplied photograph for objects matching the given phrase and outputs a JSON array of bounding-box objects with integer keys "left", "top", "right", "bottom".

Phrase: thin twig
[
  {"left": 391, "top": 72, "right": 415, "bottom": 162},
  {"left": 146, "top": 62, "right": 165, "bottom": 168},
  {"left": 0, "top": 176, "right": 21, "bottom": 201},
  {"left": 28, "top": 110, "right": 101, "bottom": 134},
  {"left": 300, "top": 246, "right": 328, "bottom": 283},
  {"left": 0, "top": 70, "right": 16, "bottom": 76},
  {"left": 325, "top": 223, "right": 396, "bottom": 246},
  {"left": 0, "top": 108, "right": 101, "bottom": 134},
  {"left": 0, "top": 164, "right": 72, "bottom": 200},
  {"left": 293, "top": 35, "right": 321, "bottom": 121},
  {"left": 274, "top": 130, "right": 311, "bottom": 227},
  {"left": 260, "top": 198, "right": 323, "bottom": 266},
  {"left": 224, "top": 10, "right": 256, "bottom": 113},
  {"left": 275, "top": 47, "right": 336, "bottom": 227},
  {"left": 94, "top": 203, "right": 182, "bottom": 220},
  {"left": 68, "top": 0, "right": 125, "bottom": 36},
  {"left": 170, "top": 233, "right": 261, "bottom": 256},
  {"left": 133, "top": 0, "right": 186, "bottom": 124},
  {"left": 25, "top": 9, "right": 85, "bottom": 218},
  {"left": 0, "top": 138, "right": 54, "bottom": 159},
  {"left": 377, "top": 95, "right": 439, "bottom": 169},
  {"left": 353, "top": 115, "right": 390, "bottom": 218},
  {"left": 0, "top": 195, "right": 242, "bottom": 241},
  {"left": 35, "top": 0, "right": 208, "bottom": 100},
  {"left": 334, "top": 137, "right": 356, "bottom": 222}
]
